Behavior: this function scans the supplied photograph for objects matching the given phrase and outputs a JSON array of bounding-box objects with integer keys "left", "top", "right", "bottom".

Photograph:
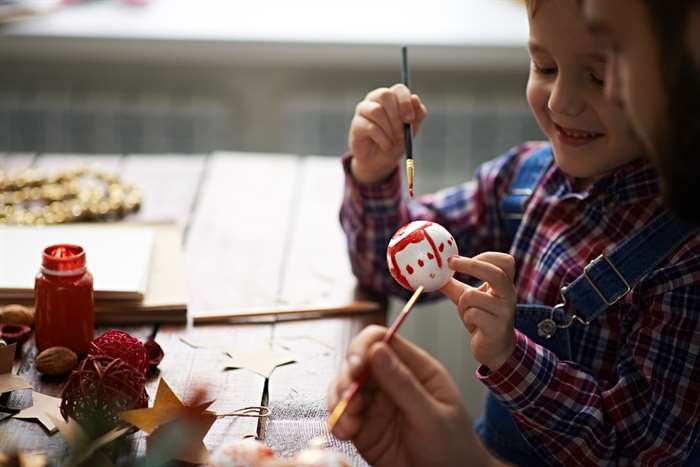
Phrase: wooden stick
[
  {"left": 326, "top": 286, "right": 424, "bottom": 432},
  {"left": 192, "top": 300, "right": 381, "bottom": 324}
]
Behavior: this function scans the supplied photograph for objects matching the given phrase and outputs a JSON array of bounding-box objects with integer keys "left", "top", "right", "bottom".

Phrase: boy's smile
[{"left": 553, "top": 123, "right": 605, "bottom": 147}]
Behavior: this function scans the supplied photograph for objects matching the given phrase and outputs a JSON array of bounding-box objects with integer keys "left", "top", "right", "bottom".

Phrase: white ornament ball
[
  {"left": 386, "top": 220, "right": 458, "bottom": 292},
  {"left": 293, "top": 448, "right": 351, "bottom": 467},
  {"left": 208, "top": 438, "right": 275, "bottom": 467}
]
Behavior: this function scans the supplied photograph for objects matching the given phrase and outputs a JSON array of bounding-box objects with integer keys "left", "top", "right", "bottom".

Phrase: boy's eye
[
  {"left": 533, "top": 64, "right": 557, "bottom": 75},
  {"left": 590, "top": 72, "right": 605, "bottom": 86}
]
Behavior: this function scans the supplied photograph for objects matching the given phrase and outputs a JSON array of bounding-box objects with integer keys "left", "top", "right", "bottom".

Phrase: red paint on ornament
[
  {"left": 406, "top": 265, "right": 414, "bottom": 274},
  {"left": 388, "top": 222, "right": 446, "bottom": 289}
]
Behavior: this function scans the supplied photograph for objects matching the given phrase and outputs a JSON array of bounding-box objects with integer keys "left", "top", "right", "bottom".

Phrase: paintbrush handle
[{"left": 327, "top": 286, "right": 424, "bottom": 431}]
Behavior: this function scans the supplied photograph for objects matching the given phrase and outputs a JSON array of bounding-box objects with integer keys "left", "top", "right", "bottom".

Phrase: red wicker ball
[
  {"left": 89, "top": 330, "right": 149, "bottom": 374},
  {"left": 61, "top": 354, "right": 147, "bottom": 426}
]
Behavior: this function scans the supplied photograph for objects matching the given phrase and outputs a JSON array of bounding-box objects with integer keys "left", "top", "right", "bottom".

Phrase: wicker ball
[
  {"left": 61, "top": 354, "right": 147, "bottom": 427},
  {"left": 89, "top": 330, "right": 149, "bottom": 374}
]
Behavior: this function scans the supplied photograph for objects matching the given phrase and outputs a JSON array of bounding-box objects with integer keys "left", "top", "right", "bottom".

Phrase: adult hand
[{"left": 327, "top": 325, "right": 500, "bottom": 467}]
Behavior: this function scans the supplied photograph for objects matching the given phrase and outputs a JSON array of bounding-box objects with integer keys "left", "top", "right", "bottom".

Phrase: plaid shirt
[{"left": 340, "top": 142, "right": 700, "bottom": 466}]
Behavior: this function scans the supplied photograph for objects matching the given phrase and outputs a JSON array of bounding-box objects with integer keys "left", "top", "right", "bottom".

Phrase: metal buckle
[
  {"left": 583, "top": 255, "right": 631, "bottom": 306},
  {"left": 537, "top": 300, "right": 591, "bottom": 339}
]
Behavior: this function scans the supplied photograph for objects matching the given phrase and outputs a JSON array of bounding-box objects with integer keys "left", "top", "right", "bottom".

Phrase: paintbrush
[
  {"left": 402, "top": 45, "right": 415, "bottom": 198},
  {"left": 326, "top": 285, "right": 424, "bottom": 432}
]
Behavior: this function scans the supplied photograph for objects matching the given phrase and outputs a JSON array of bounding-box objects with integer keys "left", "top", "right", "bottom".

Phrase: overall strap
[
  {"left": 499, "top": 144, "right": 554, "bottom": 243},
  {"left": 563, "top": 211, "right": 699, "bottom": 322}
]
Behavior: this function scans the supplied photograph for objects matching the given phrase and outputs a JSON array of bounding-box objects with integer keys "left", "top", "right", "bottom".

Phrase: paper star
[
  {"left": 12, "top": 391, "right": 63, "bottom": 433},
  {"left": 120, "top": 378, "right": 217, "bottom": 464},
  {"left": 0, "top": 343, "right": 31, "bottom": 394},
  {"left": 50, "top": 415, "right": 129, "bottom": 467},
  {"left": 223, "top": 347, "right": 296, "bottom": 378}
]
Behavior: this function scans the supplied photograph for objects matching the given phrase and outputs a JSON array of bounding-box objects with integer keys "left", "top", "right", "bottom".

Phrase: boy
[{"left": 331, "top": 0, "right": 700, "bottom": 465}]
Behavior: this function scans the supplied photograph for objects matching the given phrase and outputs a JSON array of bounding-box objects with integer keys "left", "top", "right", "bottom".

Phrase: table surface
[{"left": 0, "top": 151, "right": 385, "bottom": 466}]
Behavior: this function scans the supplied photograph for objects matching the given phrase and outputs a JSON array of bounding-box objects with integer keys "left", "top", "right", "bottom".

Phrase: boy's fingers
[
  {"left": 412, "top": 95, "right": 428, "bottom": 135},
  {"left": 356, "top": 101, "right": 398, "bottom": 146},
  {"left": 472, "top": 252, "right": 516, "bottom": 282},
  {"left": 372, "top": 89, "right": 405, "bottom": 140},
  {"left": 448, "top": 257, "right": 514, "bottom": 299},
  {"left": 440, "top": 277, "right": 468, "bottom": 305},
  {"left": 390, "top": 83, "right": 415, "bottom": 122},
  {"left": 458, "top": 288, "right": 500, "bottom": 318},
  {"left": 353, "top": 117, "right": 394, "bottom": 154}
]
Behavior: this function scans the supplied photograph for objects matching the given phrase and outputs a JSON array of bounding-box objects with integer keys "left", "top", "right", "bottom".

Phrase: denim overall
[{"left": 474, "top": 145, "right": 700, "bottom": 466}]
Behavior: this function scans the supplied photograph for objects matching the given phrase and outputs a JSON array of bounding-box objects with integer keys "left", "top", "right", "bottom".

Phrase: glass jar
[{"left": 34, "top": 244, "right": 94, "bottom": 354}]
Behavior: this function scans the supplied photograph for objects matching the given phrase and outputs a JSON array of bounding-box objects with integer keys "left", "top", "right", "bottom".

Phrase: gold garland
[{"left": 0, "top": 167, "right": 142, "bottom": 225}]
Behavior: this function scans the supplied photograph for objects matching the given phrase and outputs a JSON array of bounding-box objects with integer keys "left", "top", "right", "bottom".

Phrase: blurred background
[{"left": 0, "top": 0, "right": 541, "bottom": 417}]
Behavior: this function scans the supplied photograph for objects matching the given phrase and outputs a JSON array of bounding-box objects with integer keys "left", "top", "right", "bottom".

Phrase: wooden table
[{"left": 0, "top": 151, "right": 386, "bottom": 466}]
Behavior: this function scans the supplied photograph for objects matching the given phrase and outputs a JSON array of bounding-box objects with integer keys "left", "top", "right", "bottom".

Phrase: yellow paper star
[
  {"left": 120, "top": 379, "right": 217, "bottom": 464},
  {"left": 12, "top": 391, "right": 63, "bottom": 433}
]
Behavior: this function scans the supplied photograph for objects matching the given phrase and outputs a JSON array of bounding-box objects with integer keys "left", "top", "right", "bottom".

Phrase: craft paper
[
  {"left": 223, "top": 347, "right": 296, "bottom": 378},
  {"left": 50, "top": 415, "right": 129, "bottom": 467},
  {"left": 120, "top": 378, "right": 217, "bottom": 464},
  {"left": 12, "top": 391, "right": 63, "bottom": 433},
  {"left": 0, "top": 343, "right": 31, "bottom": 394},
  {"left": 387, "top": 221, "right": 458, "bottom": 292}
]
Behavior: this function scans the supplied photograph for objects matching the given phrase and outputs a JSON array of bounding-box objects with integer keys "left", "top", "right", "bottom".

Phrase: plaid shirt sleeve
[
  {"left": 477, "top": 258, "right": 700, "bottom": 465},
  {"left": 339, "top": 144, "right": 533, "bottom": 300}
]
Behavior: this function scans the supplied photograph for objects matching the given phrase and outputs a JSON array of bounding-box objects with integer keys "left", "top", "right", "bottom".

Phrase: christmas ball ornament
[
  {"left": 386, "top": 221, "right": 458, "bottom": 292},
  {"left": 207, "top": 438, "right": 275, "bottom": 467},
  {"left": 61, "top": 354, "right": 147, "bottom": 427},
  {"left": 293, "top": 448, "right": 351, "bottom": 467},
  {"left": 89, "top": 329, "right": 149, "bottom": 374}
]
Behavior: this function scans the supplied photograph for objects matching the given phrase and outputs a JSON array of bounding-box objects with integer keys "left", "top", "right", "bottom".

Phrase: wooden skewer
[{"left": 326, "top": 285, "right": 425, "bottom": 432}]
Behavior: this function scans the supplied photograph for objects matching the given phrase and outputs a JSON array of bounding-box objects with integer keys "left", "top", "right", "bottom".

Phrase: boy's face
[
  {"left": 526, "top": 0, "right": 644, "bottom": 183},
  {"left": 583, "top": 0, "right": 700, "bottom": 222}
]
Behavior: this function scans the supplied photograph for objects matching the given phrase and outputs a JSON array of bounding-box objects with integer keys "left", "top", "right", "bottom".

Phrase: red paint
[
  {"left": 448, "top": 239, "right": 453, "bottom": 246},
  {"left": 418, "top": 259, "right": 424, "bottom": 267},
  {"left": 439, "top": 243, "right": 445, "bottom": 252},
  {"left": 388, "top": 222, "right": 434, "bottom": 289},
  {"left": 424, "top": 231, "right": 443, "bottom": 268},
  {"left": 427, "top": 252, "right": 434, "bottom": 259},
  {"left": 34, "top": 244, "right": 94, "bottom": 354},
  {"left": 406, "top": 265, "right": 414, "bottom": 274}
]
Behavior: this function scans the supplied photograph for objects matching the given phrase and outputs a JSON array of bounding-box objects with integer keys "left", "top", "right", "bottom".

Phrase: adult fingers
[{"left": 367, "top": 342, "right": 436, "bottom": 426}]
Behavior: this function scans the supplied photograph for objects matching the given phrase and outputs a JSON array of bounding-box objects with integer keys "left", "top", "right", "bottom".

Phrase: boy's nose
[{"left": 548, "top": 75, "right": 586, "bottom": 117}]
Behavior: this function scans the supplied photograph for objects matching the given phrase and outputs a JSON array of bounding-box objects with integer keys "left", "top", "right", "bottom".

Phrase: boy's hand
[
  {"left": 440, "top": 252, "right": 518, "bottom": 372},
  {"left": 349, "top": 84, "right": 427, "bottom": 184}
]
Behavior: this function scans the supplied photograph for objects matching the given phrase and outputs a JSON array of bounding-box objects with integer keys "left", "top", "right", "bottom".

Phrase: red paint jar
[{"left": 34, "top": 244, "right": 94, "bottom": 354}]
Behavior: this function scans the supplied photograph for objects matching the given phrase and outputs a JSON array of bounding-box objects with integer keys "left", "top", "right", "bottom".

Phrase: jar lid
[{"left": 41, "top": 244, "right": 87, "bottom": 274}]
